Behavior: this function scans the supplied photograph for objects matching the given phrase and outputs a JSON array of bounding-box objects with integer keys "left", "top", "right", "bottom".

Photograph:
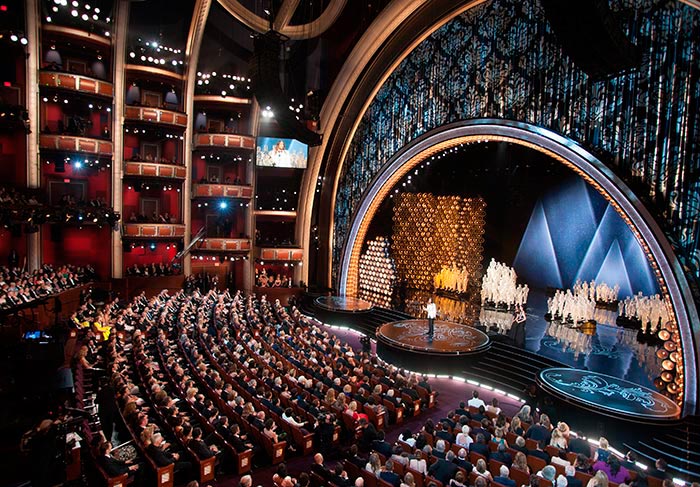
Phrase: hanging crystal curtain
[{"left": 332, "top": 0, "right": 700, "bottom": 292}]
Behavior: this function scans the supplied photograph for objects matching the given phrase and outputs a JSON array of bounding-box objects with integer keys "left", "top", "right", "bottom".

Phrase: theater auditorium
[{"left": 1, "top": 0, "right": 699, "bottom": 486}]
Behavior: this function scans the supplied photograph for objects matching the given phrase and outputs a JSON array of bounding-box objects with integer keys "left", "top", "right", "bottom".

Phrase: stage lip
[
  {"left": 315, "top": 296, "right": 374, "bottom": 313},
  {"left": 376, "top": 319, "right": 491, "bottom": 356},
  {"left": 537, "top": 367, "right": 681, "bottom": 422}
]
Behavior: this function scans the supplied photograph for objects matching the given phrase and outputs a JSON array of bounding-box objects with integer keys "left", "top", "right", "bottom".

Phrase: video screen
[{"left": 256, "top": 137, "right": 308, "bottom": 168}]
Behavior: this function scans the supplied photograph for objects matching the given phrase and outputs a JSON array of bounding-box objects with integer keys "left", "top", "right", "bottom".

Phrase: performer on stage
[{"left": 425, "top": 297, "right": 437, "bottom": 340}]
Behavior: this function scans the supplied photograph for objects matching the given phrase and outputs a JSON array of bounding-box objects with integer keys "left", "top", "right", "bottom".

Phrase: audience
[{"left": 0, "top": 264, "right": 94, "bottom": 310}]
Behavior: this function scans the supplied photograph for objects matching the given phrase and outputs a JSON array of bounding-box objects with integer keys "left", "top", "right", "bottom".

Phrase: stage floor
[
  {"left": 405, "top": 289, "right": 662, "bottom": 389},
  {"left": 537, "top": 367, "right": 680, "bottom": 422},
  {"left": 376, "top": 319, "right": 490, "bottom": 356},
  {"left": 315, "top": 296, "right": 374, "bottom": 312}
]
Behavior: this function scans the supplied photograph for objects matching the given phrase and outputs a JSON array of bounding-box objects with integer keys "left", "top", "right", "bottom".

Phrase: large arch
[{"left": 337, "top": 118, "right": 699, "bottom": 414}]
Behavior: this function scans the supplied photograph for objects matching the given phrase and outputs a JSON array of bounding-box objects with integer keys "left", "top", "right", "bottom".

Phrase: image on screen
[{"left": 256, "top": 137, "right": 308, "bottom": 168}]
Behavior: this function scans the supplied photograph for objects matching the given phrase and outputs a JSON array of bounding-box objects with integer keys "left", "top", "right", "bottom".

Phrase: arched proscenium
[{"left": 338, "top": 119, "right": 698, "bottom": 414}]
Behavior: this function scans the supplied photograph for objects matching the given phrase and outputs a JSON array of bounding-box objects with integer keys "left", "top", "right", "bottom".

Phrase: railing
[
  {"left": 124, "top": 106, "right": 187, "bottom": 128},
  {"left": 193, "top": 133, "right": 255, "bottom": 150},
  {"left": 192, "top": 183, "right": 253, "bottom": 198},
  {"left": 124, "top": 161, "right": 186, "bottom": 179},
  {"left": 257, "top": 247, "right": 303, "bottom": 261},
  {"left": 123, "top": 223, "right": 186, "bottom": 238},
  {"left": 40, "top": 71, "right": 114, "bottom": 97},
  {"left": 196, "top": 237, "right": 251, "bottom": 252},
  {"left": 39, "top": 134, "right": 112, "bottom": 155}
]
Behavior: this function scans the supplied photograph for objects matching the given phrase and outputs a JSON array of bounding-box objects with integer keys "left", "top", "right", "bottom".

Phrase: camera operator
[{"left": 21, "top": 418, "right": 63, "bottom": 487}]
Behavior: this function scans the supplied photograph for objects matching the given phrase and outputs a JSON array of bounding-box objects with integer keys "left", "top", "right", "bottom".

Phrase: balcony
[
  {"left": 40, "top": 71, "right": 113, "bottom": 98},
  {"left": 124, "top": 106, "right": 187, "bottom": 128},
  {"left": 194, "top": 133, "right": 255, "bottom": 150},
  {"left": 40, "top": 134, "right": 112, "bottom": 156},
  {"left": 123, "top": 223, "right": 186, "bottom": 238},
  {"left": 192, "top": 183, "right": 253, "bottom": 199},
  {"left": 125, "top": 64, "right": 185, "bottom": 83},
  {"left": 197, "top": 238, "right": 251, "bottom": 252},
  {"left": 257, "top": 247, "right": 303, "bottom": 262},
  {"left": 124, "top": 161, "right": 186, "bottom": 179}
]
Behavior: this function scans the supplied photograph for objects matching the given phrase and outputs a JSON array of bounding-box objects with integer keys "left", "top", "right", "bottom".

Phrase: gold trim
[
  {"left": 42, "top": 25, "right": 112, "bottom": 47},
  {"left": 125, "top": 64, "right": 186, "bottom": 82}
]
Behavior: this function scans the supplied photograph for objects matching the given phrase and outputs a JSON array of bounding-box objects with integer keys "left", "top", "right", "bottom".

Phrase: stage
[
  {"left": 537, "top": 367, "right": 681, "bottom": 424},
  {"left": 314, "top": 296, "right": 374, "bottom": 312},
  {"left": 375, "top": 319, "right": 490, "bottom": 372}
]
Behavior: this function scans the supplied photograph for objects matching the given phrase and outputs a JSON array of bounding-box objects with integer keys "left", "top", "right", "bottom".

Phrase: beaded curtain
[{"left": 332, "top": 0, "right": 700, "bottom": 292}]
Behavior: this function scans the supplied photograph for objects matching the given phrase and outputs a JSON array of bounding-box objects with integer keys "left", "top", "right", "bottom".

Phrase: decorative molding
[
  {"left": 257, "top": 248, "right": 303, "bottom": 261},
  {"left": 193, "top": 95, "right": 252, "bottom": 106},
  {"left": 193, "top": 133, "right": 255, "bottom": 149},
  {"left": 124, "top": 162, "right": 187, "bottom": 179},
  {"left": 39, "top": 134, "right": 113, "bottom": 156},
  {"left": 198, "top": 238, "right": 251, "bottom": 252},
  {"left": 39, "top": 71, "right": 114, "bottom": 98},
  {"left": 192, "top": 183, "right": 253, "bottom": 198},
  {"left": 123, "top": 223, "right": 186, "bottom": 238},
  {"left": 124, "top": 64, "right": 186, "bottom": 82},
  {"left": 124, "top": 106, "right": 188, "bottom": 128},
  {"left": 42, "top": 25, "right": 112, "bottom": 48},
  {"left": 255, "top": 210, "right": 297, "bottom": 218}
]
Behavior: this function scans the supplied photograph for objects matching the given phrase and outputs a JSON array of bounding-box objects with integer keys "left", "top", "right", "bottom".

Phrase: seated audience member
[
  {"left": 593, "top": 456, "right": 630, "bottom": 484},
  {"left": 487, "top": 397, "right": 502, "bottom": 415},
  {"left": 568, "top": 433, "right": 592, "bottom": 458},
  {"left": 311, "top": 453, "right": 331, "bottom": 479},
  {"left": 494, "top": 465, "right": 517, "bottom": 487},
  {"left": 565, "top": 465, "right": 583, "bottom": 487},
  {"left": 491, "top": 442, "right": 513, "bottom": 466},
  {"left": 515, "top": 404, "right": 533, "bottom": 424},
  {"left": 372, "top": 430, "right": 393, "bottom": 458},
  {"left": 399, "top": 428, "right": 416, "bottom": 448},
  {"left": 347, "top": 444, "right": 366, "bottom": 469},
  {"left": 380, "top": 459, "right": 401, "bottom": 487},
  {"left": 428, "top": 450, "right": 459, "bottom": 484},
  {"left": 147, "top": 433, "right": 192, "bottom": 480},
  {"left": 449, "top": 470, "right": 468, "bottom": 487},
  {"left": 331, "top": 462, "right": 352, "bottom": 487},
  {"left": 587, "top": 471, "right": 610, "bottom": 487},
  {"left": 401, "top": 472, "right": 416, "bottom": 487},
  {"left": 474, "top": 458, "right": 493, "bottom": 480},
  {"left": 647, "top": 458, "right": 671, "bottom": 480},
  {"left": 366, "top": 452, "right": 382, "bottom": 476},
  {"left": 538, "top": 466, "right": 557, "bottom": 484},
  {"left": 620, "top": 451, "right": 640, "bottom": 473},
  {"left": 528, "top": 441, "right": 551, "bottom": 464},
  {"left": 551, "top": 450, "right": 572, "bottom": 468},
  {"left": 525, "top": 417, "right": 552, "bottom": 446},
  {"left": 455, "top": 424, "right": 472, "bottom": 448},
  {"left": 468, "top": 390, "right": 486, "bottom": 409},
  {"left": 593, "top": 437, "right": 611, "bottom": 463},
  {"left": 188, "top": 427, "right": 218, "bottom": 459},
  {"left": 469, "top": 433, "right": 490, "bottom": 458},
  {"left": 453, "top": 448, "right": 473, "bottom": 471},
  {"left": 98, "top": 441, "right": 140, "bottom": 477},
  {"left": 557, "top": 475, "right": 569, "bottom": 487},
  {"left": 409, "top": 448, "right": 429, "bottom": 475},
  {"left": 512, "top": 452, "right": 531, "bottom": 474},
  {"left": 433, "top": 439, "right": 448, "bottom": 459}
]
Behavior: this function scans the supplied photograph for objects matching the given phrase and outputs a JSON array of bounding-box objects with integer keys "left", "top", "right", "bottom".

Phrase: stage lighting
[
  {"left": 219, "top": 201, "right": 228, "bottom": 209},
  {"left": 74, "top": 161, "right": 83, "bottom": 169},
  {"left": 149, "top": 242, "right": 156, "bottom": 251}
]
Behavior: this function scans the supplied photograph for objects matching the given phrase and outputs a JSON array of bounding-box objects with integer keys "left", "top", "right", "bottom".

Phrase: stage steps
[{"left": 624, "top": 416, "right": 700, "bottom": 482}]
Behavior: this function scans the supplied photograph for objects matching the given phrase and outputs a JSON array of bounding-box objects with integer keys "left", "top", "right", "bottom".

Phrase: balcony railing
[
  {"left": 193, "top": 95, "right": 252, "bottom": 106},
  {"left": 40, "top": 71, "right": 114, "bottom": 98},
  {"left": 124, "top": 106, "right": 187, "bottom": 128},
  {"left": 124, "top": 161, "right": 186, "bottom": 179},
  {"left": 197, "top": 238, "right": 251, "bottom": 252},
  {"left": 192, "top": 183, "right": 253, "bottom": 199},
  {"left": 39, "top": 134, "right": 112, "bottom": 156},
  {"left": 257, "top": 247, "right": 303, "bottom": 261},
  {"left": 123, "top": 223, "right": 186, "bottom": 238},
  {"left": 194, "top": 133, "right": 255, "bottom": 150}
]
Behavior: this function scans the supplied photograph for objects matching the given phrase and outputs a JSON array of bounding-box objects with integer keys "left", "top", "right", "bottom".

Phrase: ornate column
[
  {"left": 110, "top": 0, "right": 129, "bottom": 278},
  {"left": 25, "top": 0, "right": 41, "bottom": 271},
  {"left": 182, "top": 0, "right": 212, "bottom": 276}
]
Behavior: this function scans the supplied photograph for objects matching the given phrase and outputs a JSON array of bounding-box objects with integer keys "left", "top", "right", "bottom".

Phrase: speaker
[
  {"left": 541, "top": 0, "right": 642, "bottom": 79},
  {"left": 249, "top": 32, "right": 322, "bottom": 146}
]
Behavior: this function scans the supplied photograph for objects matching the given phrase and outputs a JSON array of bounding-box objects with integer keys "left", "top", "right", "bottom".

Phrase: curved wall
[{"left": 323, "top": 0, "right": 700, "bottom": 413}]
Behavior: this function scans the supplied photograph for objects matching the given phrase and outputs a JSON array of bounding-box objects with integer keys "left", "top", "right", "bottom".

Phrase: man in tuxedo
[
  {"left": 425, "top": 298, "right": 437, "bottom": 339},
  {"left": 467, "top": 390, "right": 486, "bottom": 409},
  {"left": 311, "top": 453, "right": 331, "bottom": 479},
  {"left": 494, "top": 465, "right": 517, "bottom": 487},
  {"left": 98, "top": 441, "right": 139, "bottom": 477},
  {"left": 188, "top": 427, "right": 217, "bottom": 459},
  {"left": 567, "top": 434, "right": 591, "bottom": 458},
  {"left": 428, "top": 450, "right": 459, "bottom": 484},
  {"left": 228, "top": 423, "right": 254, "bottom": 453},
  {"left": 647, "top": 458, "right": 671, "bottom": 480},
  {"left": 491, "top": 442, "right": 513, "bottom": 466},
  {"left": 454, "top": 448, "right": 473, "bottom": 471},
  {"left": 469, "top": 433, "right": 490, "bottom": 458},
  {"left": 455, "top": 401, "right": 470, "bottom": 418},
  {"left": 436, "top": 422, "right": 455, "bottom": 444},
  {"left": 527, "top": 441, "right": 551, "bottom": 464},
  {"left": 331, "top": 462, "right": 353, "bottom": 487},
  {"left": 372, "top": 430, "right": 393, "bottom": 458},
  {"left": 621, "top": 451, "right": 642, "bottom": 473},
  {"left": 379, "top": 459, "right": 401, "bottom": 487},
  {"left": 525, "top": 419, "right": 551, "bottom": 446},
  {"left": 147, "top": 433, "right": 192, "bottom": 479}
]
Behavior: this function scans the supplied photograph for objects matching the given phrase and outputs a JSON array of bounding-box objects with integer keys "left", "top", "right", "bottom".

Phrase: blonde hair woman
[
  {"left": 513, "top": 451, "right": 531, "bottom": 474},
  {"left": 594, "top": 437, "right": 611, "bottom": 463},
  {"left": 401, "top": 472, "right": 416, "bottom": 487},
  {"left": 586, "top": 470, "right": 609, "bottom": 487},
  {"left": 473, "top": 458, "right": 492, "bottom": 481}
]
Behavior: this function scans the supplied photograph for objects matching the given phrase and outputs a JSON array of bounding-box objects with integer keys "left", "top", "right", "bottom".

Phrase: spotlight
[
  {"left": 10, "top": 34, "right": 18, "bottom": 42},
  {"left": 129, "top": 51, "right": 135, "bottom": 58},
  {"left": 149, "top": 242, "right": 156, "bottom": 251},
  {"left": 71, "top": 9, "right": 78, "bottom": 16},
  {"left": 20, "top": 37, "right": 28, "bottom": 45},
  {"left": 219, "top": 201, "right": 228, "bottom": 209},
  {"left": 74, "top": 161, "right": 83, "bottom": 169}
]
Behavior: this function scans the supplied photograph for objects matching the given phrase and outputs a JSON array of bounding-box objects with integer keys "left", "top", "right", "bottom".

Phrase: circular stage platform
[
  {"left": 315, "top": 296, "right": 374, "bottom": 312},
  {"left": 376, "top": 319, "right": 491, "bottom": 356},
  {"left": 537, "top": 368, "right": 681, "bottom": 423}
]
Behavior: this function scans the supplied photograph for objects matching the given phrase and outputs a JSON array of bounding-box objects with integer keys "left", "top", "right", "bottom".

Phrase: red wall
[
  {"left": 0, "top": 133, "right": 27, "bottom": 186},
  {"left": 41, "top": 102, "right": 110, "bottom": 139},
  {"left": 191, "top": 206, "right": 247, "bottom": 237},
  {"left": 123, "top": 242, "right": 179, "bottom": 269},
  {"left": 42, "top": 226, "right": 112, "bottom": 279},
  {"left": 0, "top": 227, "right": 27, "bottom": 267},
  {"left": 191, "top": 259, "right": 244, "bottom": 290},
  {"left": 123, "top": 185, "right": 181, "bottom": 221},
  {"left": 42, "top": 163, "right": 111, "bottom": 202},
  {"left": 192, "top": 158, "right": 247, "bottom": 183}
]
